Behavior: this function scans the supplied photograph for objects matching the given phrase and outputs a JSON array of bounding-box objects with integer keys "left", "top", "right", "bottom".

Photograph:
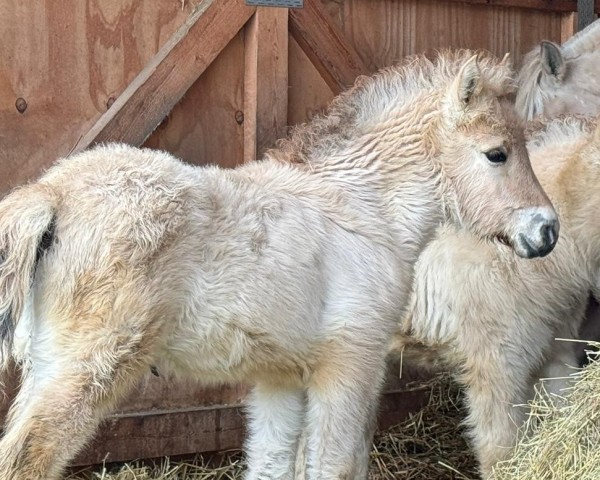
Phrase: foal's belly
[{"left": 156, "top": 310, "right": 317, "bottom": 387}]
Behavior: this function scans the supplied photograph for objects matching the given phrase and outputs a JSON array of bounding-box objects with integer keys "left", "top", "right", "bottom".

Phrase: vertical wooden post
[
  {"left": 560, "top": 12, "right": 577, "bottom": 42},
  {"left": 244, "top": 7, "right": 289, "bottom": 163}
]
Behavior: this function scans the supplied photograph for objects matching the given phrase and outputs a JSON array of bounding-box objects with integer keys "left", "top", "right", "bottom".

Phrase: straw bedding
[
  {"left": 490, "top": 344, "right": 600, "bottom": 480},
  {"left": 68, "top": 374, "right": 478, "bottom": 480},
  {"left": 69, "top": 346, "right": 600, "bottom": 480}
]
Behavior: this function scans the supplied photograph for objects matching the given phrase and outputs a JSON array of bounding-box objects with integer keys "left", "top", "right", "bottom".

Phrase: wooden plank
[
  {"left": 287, "top": 36, "right": 335, "bottom": 126},
  {"left": 337, "top": 0, "right": 563, "bottom": 71},
  {"left": 110, "top": 377, "right": 248, "bottom": 415},
  {"left": 446, "top": 0, "right": 599, "bottom": 14},
  {"left": 144, "top": 31, "right": 246, "bottom": 169},
  {"left": 72, "top": 405, "right": 247, "bottom": 466},
  {"left": 561, "top": 11, "right": 578, "bottom": 41},
  {"left": 0, "top": 0, "right": 198, "bottom": 195},
  {"left": 289, "top": 0, "right": 369, "bottom": 94},
  {"left": 72, "top": 0, "right": 256, "bottom": 153},
  {"left": 243, "top": 8, "right": 289, "bottom": 163}
]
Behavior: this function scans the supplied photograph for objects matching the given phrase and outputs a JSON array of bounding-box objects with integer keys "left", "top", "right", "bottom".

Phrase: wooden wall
[
  {"left": 0, "top": 0, "right": 576, "bottom": 193},
  {"left": 0, "top": 0, "right": 593, "bottom": 467}
]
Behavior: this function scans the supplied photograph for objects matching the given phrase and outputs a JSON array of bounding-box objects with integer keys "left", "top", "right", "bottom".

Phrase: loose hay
[
  {"left": 69, "top": 375, "right": 477, "bottom": 480},
  {"left": 65, "top": 345, "right": 600, "bottom": 480},
  {"left": 491, "top": 343, "right": 600, "bottom": 480},
  {"left": 369, "top": 375, "right": 477, "bottom": 479},
  {"left": 67, "top": 453, "right": 246, "bottom": 480}
]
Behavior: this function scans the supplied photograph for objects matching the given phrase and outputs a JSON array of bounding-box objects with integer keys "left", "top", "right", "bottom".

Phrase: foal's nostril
[
  {"left": 542, "top": 224, "right": 552, "bottom": 247},
  {"left": 533, "top": 219, "right": 559, "bottom": 258},
  {"left": 541, "top": 220, "right": 558, "bottom": 249}
]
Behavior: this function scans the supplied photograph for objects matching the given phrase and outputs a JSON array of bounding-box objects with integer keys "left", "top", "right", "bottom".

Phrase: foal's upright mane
[{"left": 267, "top": 49, "right": 514, "bottom": 168}]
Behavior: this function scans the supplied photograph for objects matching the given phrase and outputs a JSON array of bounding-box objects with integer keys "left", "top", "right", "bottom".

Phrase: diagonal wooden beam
[
  {"left": 244, "top": 8, "right": 289, "bottom": 163},
  {"left": 289, "top": 0, "right": 369, "bottom": 95},
  {"left": 73, "top": 0, "right": 256, "bottom": 153}
]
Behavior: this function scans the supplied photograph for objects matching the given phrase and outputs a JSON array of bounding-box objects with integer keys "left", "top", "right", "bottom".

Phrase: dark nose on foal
[{"left": 518, "top": 215, "right": 559, "bottom": 259}]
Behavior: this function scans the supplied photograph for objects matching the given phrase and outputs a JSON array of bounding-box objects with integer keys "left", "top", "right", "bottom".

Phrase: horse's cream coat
[
  {"left": 516, "top": 19, "right": 600, "bottom": 121},
  {"left": 392, "top": 115, "right": 600, "bottom": 478},
  {"left": 0, "top": 50, "right": 556, "bottom": 480}
]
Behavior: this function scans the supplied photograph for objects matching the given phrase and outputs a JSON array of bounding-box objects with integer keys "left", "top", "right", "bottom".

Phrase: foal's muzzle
[{"left": 512, "top": 207, "right": 560, "bottom": 259}]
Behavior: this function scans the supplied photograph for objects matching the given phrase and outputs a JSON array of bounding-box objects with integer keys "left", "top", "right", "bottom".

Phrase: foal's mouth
[{"left": 493, "top": 233, "right": 512, "bottom": 248}]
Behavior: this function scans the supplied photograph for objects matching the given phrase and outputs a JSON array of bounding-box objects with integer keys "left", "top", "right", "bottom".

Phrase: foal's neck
[{"left": 311, "top": 114, "right": 444, "bottom": 261}]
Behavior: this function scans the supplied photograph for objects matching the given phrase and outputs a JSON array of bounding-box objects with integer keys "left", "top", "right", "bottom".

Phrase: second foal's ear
[{"left": 540, "top": 41, "right": 566, "bottom": 81}]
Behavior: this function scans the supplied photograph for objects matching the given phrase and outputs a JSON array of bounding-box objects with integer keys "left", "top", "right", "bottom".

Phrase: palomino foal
[
  {"left": 515, "top": 18, "right": 600, "bottom": 367},
  {"left": 0, "top": 50, "right": 557, "bottom": 480},
  {"left": 392, "top": 116, "right": 600, "bottom": 479}
]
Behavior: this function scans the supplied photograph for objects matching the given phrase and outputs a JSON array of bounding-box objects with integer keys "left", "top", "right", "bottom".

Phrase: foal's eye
[{"left": 484, "top": 148, "right": 507, "bottom": 164}]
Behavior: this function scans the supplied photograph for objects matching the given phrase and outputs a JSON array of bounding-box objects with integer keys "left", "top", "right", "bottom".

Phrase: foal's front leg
[
  {"left": 303, "top": 339, "right": 387, "bottom": 480},
  {"left": 459, "top": 347, "right": 533, "bottom": 479},
  {"left": 245, "top": 382, "right": 306, "bottom": 480}
]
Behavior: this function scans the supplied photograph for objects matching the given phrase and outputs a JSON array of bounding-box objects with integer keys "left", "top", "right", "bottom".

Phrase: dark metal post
[{"left": 577, "top": 0, "right": 596, "bottom": 31}]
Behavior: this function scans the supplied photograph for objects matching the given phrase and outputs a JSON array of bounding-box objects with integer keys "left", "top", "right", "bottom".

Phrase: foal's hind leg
[
  {"left": 0, "top": 330, "right": 153, "bottom": 480},
  {"left": 245, "top": 382, "right": 306, "bottom": 480}
]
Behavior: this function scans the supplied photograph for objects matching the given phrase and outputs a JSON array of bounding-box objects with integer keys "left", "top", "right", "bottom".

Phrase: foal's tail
[{"left": 0, "top": 184, "right": 57, "bottom": 374}]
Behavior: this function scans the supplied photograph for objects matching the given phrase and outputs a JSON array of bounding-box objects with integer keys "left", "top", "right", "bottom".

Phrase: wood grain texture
[
  {"left": 289, "top": 0, "right": 370, "bottom": 94},
  {"left": 73, "top": 0, "right": 255, "bottom": 153},
  {"left": 0, "top": 0, "right": 198, "bottom": 195},
  {"left": 447, "top": 0, "right": 599, "bottom": 13},
  {"left": 334, "top": 0, "right": 563, "bottom": 72},
  {"left": 243, "top": 8, "right": 289, "bottom": 163},
  {"left": 144, "top": 32, "right": 246, "bottom": 169},
  {"left": 287, "top": 36, "right": 335, "bottom": 126},
  {"left": 561, "top": 11, "right": 578, "bottom": 40},
  {"left": 72, "top": 405, "right": 247, "bottom": 466}
]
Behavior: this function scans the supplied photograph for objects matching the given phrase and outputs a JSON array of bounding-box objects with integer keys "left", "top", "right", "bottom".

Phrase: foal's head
[{"left": 433, "top": 52, "right": 558, "bottom": 258}]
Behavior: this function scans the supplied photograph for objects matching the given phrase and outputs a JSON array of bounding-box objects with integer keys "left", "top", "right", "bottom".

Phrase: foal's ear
[
  {"left": 540, "top": 41, "right": 566, "bottom": 81},
  {"left": 451, "top": 55, "right": 482, "bottom": 106}
]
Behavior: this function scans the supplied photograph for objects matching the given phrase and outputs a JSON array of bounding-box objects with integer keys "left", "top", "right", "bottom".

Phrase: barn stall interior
[{"left": 0, "top": 0, "right": 598, "bottom": 479}]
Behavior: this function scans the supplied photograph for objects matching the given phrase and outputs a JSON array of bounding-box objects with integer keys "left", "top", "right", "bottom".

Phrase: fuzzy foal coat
[
  {"left": 0, "top": 50, "right": 555, "bottom": 480},
  {"left": 392, "top": 116, "right": 600, "bottom": 478}
]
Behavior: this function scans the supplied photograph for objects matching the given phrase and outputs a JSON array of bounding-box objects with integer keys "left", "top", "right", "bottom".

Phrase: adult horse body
[
  {"left": 0, "top": 50, "right": 556, "bottom": 480},
  {"left": 392, "top": 116, "right": 600, "bottom": 478}
]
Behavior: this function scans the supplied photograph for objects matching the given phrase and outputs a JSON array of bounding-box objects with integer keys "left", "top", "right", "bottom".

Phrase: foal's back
[{"left": 32, "top": 143, "right": 404, "bottom": 387}]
